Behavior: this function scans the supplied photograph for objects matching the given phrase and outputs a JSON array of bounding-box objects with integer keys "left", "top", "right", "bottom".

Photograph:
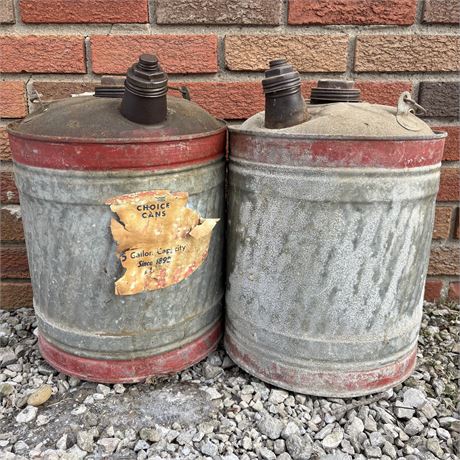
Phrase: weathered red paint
[
  {"left": 225, "top": 334, "right": 417, "bottom": 397},
  {"left": 231, "top": 132, "right": 446, "bottom": 169},
  {"left": 39, "top": 321, "right": 222, "bottom": 383},
  {"left": 9, "top": 129, "right": 226, "bottom": 171}
]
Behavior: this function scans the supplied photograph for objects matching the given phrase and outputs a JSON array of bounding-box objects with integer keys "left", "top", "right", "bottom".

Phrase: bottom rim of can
[
  {"left": 224, "top": 332, "right": 416, "bottom": 398},
  {"left": 38, "top": 321, "right": 222, "bottom": 384}
]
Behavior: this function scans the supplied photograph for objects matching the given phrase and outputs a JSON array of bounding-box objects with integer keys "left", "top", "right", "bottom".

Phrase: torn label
[{"left": 106, "top": 190, "right": 219, "bottom": 296}]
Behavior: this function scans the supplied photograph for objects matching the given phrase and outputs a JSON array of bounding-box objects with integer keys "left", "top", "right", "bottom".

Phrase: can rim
[
  {"left": 229, "top": 127, "right": 447, "bottom": 141},
  {"left": 7, "top": 122, "right": 227, "bottom": 144}
]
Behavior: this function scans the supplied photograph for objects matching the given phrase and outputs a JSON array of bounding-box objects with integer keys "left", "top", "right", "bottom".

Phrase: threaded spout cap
[
  {"left": 120, "top": 54, "right": 168, "bottom": 124},
  {"left": 262, "top": 59, "right": 307, "bottom": 129}
]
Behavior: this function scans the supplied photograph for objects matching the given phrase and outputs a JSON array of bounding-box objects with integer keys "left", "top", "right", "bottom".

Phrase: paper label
[{"left": 106, "top": 190, "right": 219, "bottom": 296}]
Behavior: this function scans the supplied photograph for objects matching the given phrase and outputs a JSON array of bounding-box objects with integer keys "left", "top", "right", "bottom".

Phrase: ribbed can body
[
  {"left": 9, "top": 129, "right": 226, "bottom": 383},
  {"left": 225, "top": 131, "right": 445, "bottom": 397}
]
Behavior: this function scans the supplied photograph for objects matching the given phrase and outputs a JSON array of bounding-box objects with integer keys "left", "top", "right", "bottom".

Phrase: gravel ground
[{"left": 0, "top": 301, "right": 458, "bottom": 460}]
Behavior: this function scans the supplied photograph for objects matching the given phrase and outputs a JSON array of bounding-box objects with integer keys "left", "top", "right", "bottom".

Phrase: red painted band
[
  {"left": 230, "top": 132, "right": 446, "bottom": 169},
  {"left": 225, "top": 333, "right": 416, "bottom": 397},
  {"left": 39, "top": 321, "right": 222, "bottom": 384},
  {"left": 9, "top": 130, "right": 226, "bottom": 171}
]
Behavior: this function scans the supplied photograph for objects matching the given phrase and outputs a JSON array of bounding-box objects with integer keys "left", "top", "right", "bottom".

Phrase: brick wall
[{"left": 0, "top": 0, "right": 459, "bottom": 308}]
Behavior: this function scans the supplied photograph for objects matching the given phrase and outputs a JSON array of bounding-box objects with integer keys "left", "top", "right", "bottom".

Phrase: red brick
[
  {"left": 0, "top": 246, "right": 29, "bottom": 278},
  {"left": 424, "top": 279, "right": 443, "bottom": 302},
  {"left": 32, "top": 81, "right": 97, "bottom": 101},
  {"left": 355, "top": 35, "right": 460, "bottom": 72},
  {"left": 448, "top": 281, "right": 460, "bottom": 302},
  {"left": 0, "top": 206, "right": 24, "bottom": 241},
  {"left": 0, "top": 167, "right": 19, "bottom": 204},
  {"left": 225, "top": 35, "right": 348, "bottom": 72},
  {"left": 432, "top": 207, "right": 453, "bottom": 239},
  {"left": 0, "top": 128, "right": 11, "bottom": 161},
  {"left": 91, "top": 35, "right": 218, "bottom": 75},
  {"left": 438, "top": 168, "right": 460, "bottom": 202},
  {"left": 419, "top": 82, "right": 459, "bottom": 119},
  {"left": 21, "top": 0, "right": 148, "bottom": 23},
  {"left": 0, "top": 81, "right": 27, "bottom": 118},
  {"left": 423, "top": 0, "right": 460, "bottom": 24},
  {"left": 428, "top": 245, "right": 460, "bottom": 276},
  {"left": 171, "top": 81, "right": 263, "bottom": 120},
  {"left": 431, "top": 125, "right": 459, "bottom": 162},
  {"left": 156, "top": 0, "right": 281, "bottom": 25},
  {"left": 355, "top": 81, "right": 412, "bottom": 106},
  {"left": 168, "top": 80, "right": 414, "bottom": 120},
  {"left": 0, "top": 0, "right": 14, "bottom": 24},
  {"left": 288, "top": 0, "right": 416, "bottom": 25},
  {"left": 0, "top": 35, "right": 86, "bottom": 73},
  {"left": 0, "top": 281, "right": 33, "bottom": 309}
]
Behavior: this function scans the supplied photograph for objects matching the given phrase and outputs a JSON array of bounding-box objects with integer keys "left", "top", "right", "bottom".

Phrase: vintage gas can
[
  {"left": 225, "top": 60, "right": 446, "bottom": 397},
  {"left": 8, "top": 55, "right": 226, "bottom": 383}
]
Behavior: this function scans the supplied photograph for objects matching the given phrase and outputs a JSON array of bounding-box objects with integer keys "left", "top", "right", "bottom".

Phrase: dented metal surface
[
  {"left": 225, "top": 94, "right": 446, "bottom": 397},
  {"left": 13, "top": 159, "right": 225, "bottom": 380}
]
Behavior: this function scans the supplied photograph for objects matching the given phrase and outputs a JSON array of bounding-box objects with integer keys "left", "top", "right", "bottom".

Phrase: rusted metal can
[
  {"left": 8, "top": 55, "right": 226, "bottom": 383},
  {"left": 225, "top": 76, "right": 447, "bottom": 397}
]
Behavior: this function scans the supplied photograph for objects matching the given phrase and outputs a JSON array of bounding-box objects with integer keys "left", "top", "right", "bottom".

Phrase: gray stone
[
  {"left": 420, "top": 402, "right": 437, "bottom": 420},
  {"left": 0, "top": 348, "right": 16, "bottom": 367},
  {"left": 201, "top": 439, "right": 218, "bottom": 457},
  {"left": 76, "top": 430, "right": 94, "bottom": 452},
  {"left": 402, "top": 388, "right": 427, "bottom": 409},
  {"left": 285, "top": 434, "right": 312, "bottom": 460},
  {"left": 258, "top": 414, "right": 284, "bottom": 440},
  {"left": 346, "top": 417, "right": 364, "bottom": 438},
  {"left": 364, "top": 416, "right": 378, "bottom": 432},
  {"left": 113, "top": 383, "right": 125, "bottom": 394},
  {"left": 322, "top": 429, "right": 343, "bottom": 449},
  {"left": 13, "top": 440, "right": 28, "bottom": 453},
  {"left": 242, "top": 436, "right": 252, "bottom": 450},
  {"left": 203, "top": 362, "right": 222, "bottom": 379},
  {"left": 282, "top": 421, "right": 301, "bottom": 439},
  {"left": 97, "top": 438, "right": 119, "bottom": 454},
  {"left": 426, "top": 438, "right": 444, "bottom": 458},
  {"left": 204, "top": 387, "right": 222, "bottom": 400},
  {"left": 364, "top": 445, "right": 382, "bottom": 458},
  {"left": 96, "top": 384, "right": 111, "bottom": 396},
  {"left": 321, "top": 455, "right": 352, "bottom": 460},
  {"left": 315, "top": 424, "right": 334, "bottom": 440},
  {"left": 404, "top": 418, "right": 424, "bottom": 436},
  {"left": 277, "top": 454, "right": 293, "bottom": 460},
  {"left": 139, "top": 427, "right": 161, "bottom": 442},
  {"left": 134, "top": 439, "right": 150, "bottom": 451},
  {"left": 382, "top": 441, "right": 396, "bottom": 459},
  {"left": 274, "top": 438, "right": 285, "bottom": 454},
  {"left": 222, "top": 356, "right": 235, "bottom": 369},
  {"left": 369, "top": 431, "right": 385, "bottom": 447},
  {"left": 394, "top": 401, "right": 415, "bottom": 420},
  {"left": 0, "top": 383, "right": 14, "bottom": 396},
  {"left": 268, "top": 389, "right": 289, "bottom": 405},
  {"left": 61, "top": 445, "right": 86, "bottom": 460},
  {"left": 177, "top": 427, "right": 197, "bottom": 445},
  {"left": 259, "top": 446, "right": 276, "bottom": 460},
  {"left": 15, "top": 405, "right": 37, "bottom": 423}
]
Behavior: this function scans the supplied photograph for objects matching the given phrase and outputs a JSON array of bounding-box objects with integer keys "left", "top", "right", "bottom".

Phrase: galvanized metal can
[
  {"left": 225, "top": 82, "right": 447, "bottom": 397},
  {"left": 8, "top": 61, "right": 226, "bottom": 383}
]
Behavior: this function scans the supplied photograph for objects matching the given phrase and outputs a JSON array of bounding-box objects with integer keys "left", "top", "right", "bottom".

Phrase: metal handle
[
  {"left": 167, "top": 85, "right": 191, "bottom": 101},
  {"left": 396, "top": 91, "right": 427, "bottom": 131}
]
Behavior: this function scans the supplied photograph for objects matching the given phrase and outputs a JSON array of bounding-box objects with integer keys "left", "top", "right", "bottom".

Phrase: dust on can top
[
  {"left": 232, "top": 83, "right": 447, "bottom": 169},
  {"left": 8, "top": 55, "right": 225, "bottom": 171}
]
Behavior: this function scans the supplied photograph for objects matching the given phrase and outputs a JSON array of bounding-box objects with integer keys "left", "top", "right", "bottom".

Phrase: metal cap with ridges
[{"left": 310, "top": 79, "right": 361, "bottom": 104}]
